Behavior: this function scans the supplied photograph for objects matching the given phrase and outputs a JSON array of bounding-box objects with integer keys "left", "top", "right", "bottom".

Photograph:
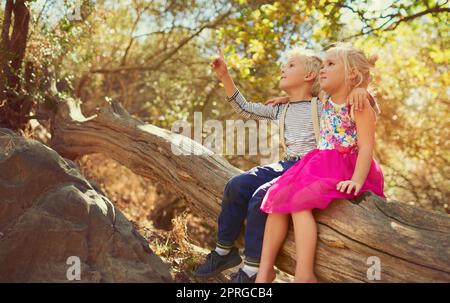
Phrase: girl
[{"left": 255, "top": 42, "right": 386, "bottom": 283}]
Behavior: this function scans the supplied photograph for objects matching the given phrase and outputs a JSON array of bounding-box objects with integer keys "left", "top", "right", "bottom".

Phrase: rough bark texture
[
  {"left": 39, "top": 99, "right": 450, "bottom": 282},
  {"left": 0, "top": 128, "right": 172, "bottom": 282},
  {"left": 0, "top": 0, "right": 31, "bottom": 130}
]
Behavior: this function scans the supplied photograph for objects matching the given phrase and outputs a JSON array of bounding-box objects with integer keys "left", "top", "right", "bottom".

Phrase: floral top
[{"left": 318, "top": 98, "right": 358, "bottom": 153}]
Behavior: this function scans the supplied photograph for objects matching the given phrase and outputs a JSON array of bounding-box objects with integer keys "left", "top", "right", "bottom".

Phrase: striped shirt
[{"left": 227, "top": 90, "right": 323, "bottom": 158}]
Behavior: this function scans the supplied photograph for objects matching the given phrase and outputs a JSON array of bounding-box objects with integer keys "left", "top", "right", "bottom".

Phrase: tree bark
[
  {"left": 47, "top": 98, "right": 450, "bottom": 282},
  {"left": 0, "top": 0, "right": 31, "bottom": 130}
]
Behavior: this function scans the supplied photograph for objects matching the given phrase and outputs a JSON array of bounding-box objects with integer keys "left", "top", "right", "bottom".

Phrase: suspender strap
[
  {"left": 279, "top": 98, "right": 321, "bottom": 155},
  {"left": 311, "top": 97, "right": 320, "bottom": 147},
  {"left": 279, "top": 102, "right": 290, "bottom": 153}
]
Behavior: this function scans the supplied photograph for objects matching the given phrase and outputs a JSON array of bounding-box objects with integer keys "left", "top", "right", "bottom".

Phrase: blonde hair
[
  {"left": 325, "top": 42, "right": 380, "bottom": 114},
  {"left": 287, "top": 48, "right": 322, "bottom": 97},
  {"left": 326, "top": 42, "right": 378, "bottom": 90}
]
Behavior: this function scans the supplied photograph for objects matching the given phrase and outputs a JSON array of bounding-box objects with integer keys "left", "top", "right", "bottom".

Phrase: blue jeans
[{"left": 216, "top": 160, "right": 298, "bottom": 265}]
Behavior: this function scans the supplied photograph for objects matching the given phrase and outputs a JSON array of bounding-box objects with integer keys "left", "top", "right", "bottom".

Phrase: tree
[
  {"left": 0, "top": 0, "right": 448, "bottom": 281},
  {"left": 0, "top": 0, "right": 30, "bottom": 130}
]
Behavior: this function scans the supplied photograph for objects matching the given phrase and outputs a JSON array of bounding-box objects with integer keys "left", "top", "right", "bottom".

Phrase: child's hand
[
  {"left": 347, "top": 87, "right": 370, "bottom": 111},
  {"left": 336, "top": 180, "right": 362, "bottom": 196},
  {"left": 210, "top": 48, "right": 229, "bottom": 80},
  {"left": 264, "top": 96, "right": 290, "bottom": 106}
]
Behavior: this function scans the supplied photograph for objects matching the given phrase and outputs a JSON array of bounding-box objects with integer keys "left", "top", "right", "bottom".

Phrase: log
[{"left": 47, "top": 98, "right": 450, "bottom": 282}]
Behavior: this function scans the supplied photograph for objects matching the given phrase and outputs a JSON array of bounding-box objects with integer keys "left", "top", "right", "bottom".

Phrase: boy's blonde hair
[{"left": 287, "top": 48, "right": 322, "bottom": 97}]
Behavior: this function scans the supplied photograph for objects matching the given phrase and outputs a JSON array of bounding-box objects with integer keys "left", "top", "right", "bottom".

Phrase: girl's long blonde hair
[{"left": 324, "top": 42, "right": 381, "bottom": 115}]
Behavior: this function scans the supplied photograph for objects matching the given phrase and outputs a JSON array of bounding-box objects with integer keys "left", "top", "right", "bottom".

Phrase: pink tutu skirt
[{"left": 260, "top": 148, "right": 386, "bottom": 214}]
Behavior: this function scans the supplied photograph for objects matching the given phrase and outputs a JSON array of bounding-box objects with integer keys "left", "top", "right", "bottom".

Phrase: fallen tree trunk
[{"left": 46, "top": 98, "right": 450, "bottom": 282}]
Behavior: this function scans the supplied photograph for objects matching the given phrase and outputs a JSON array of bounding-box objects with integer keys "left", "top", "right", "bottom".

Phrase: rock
[{"left": 0, "top": 128, "right": 172, "bottom": 282}]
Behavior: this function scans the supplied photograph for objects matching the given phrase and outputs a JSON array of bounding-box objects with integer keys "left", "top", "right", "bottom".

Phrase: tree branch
[
  {"left": 341, "top": 2, "right": 449, "bottom": 40},
  {"left": 91, "top": 10, "right": 232, "bottom": 74}
]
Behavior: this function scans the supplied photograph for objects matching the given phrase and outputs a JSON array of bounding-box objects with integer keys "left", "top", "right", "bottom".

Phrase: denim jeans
[{"left": 216, "top": 159, "right": 298, "bottom": 264}]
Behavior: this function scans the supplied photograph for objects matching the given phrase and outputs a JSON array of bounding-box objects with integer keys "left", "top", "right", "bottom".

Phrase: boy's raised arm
[{"left": 211, "top": 49, "right": 280, "bottom": 120}]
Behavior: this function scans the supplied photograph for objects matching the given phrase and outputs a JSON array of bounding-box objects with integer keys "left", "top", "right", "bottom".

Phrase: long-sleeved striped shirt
[{"left": 227, "top": 89, "right": 322, "bottom": 158}]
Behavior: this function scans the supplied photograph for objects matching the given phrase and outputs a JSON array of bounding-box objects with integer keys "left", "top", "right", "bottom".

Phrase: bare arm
[
  {"left": 352, "top": 98, "right": 376, "bottom": 185},
  {"left": 216, "top": 67, "right": 238, "bottom": 99},
  {"left": 337, "top": 98, "right": 376, "bottom": 195}
]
